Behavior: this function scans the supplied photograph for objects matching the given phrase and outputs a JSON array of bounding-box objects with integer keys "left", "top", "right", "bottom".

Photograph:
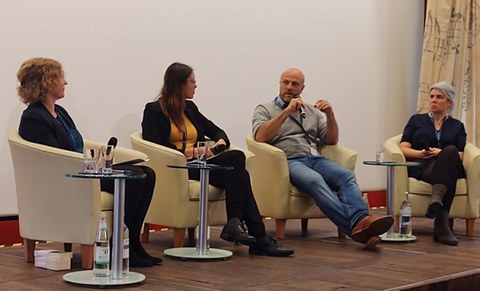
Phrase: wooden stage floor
[{"left": 1, "top": 210, "right": 479, "bottom": 290}]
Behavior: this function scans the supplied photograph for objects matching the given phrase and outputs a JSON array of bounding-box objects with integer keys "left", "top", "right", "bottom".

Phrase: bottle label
[
  {"left": 400, "top": 215, "right": 411, "bottom": 224},
  {"left": 123, "top": 238, "right": 129, "bottom": 259},
  {"left": 95, "top": 246, "right": 109, "bottom": 264},
  {"left": 399, "top": 215, "right": 413, "bottom": 236}
]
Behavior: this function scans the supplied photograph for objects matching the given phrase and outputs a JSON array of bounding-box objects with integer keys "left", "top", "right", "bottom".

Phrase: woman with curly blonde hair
[{"left": 17, "top": 57, "right": 161, "bottom": 267}]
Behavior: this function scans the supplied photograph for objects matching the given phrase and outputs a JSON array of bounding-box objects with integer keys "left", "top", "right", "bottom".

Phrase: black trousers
[
  {"left": 100, "top": 165, "right": 155, "bottom": 248},
  {"left": 419, "top": 145, "right": 466, "bottom": 211},
  {"left": 188, "top": 150, "right": 266, "bottom": 238}
]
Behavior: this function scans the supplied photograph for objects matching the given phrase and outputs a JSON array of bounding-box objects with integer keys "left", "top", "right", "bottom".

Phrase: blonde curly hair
[{"left": 17, "top": 57, "right": 63, "bottom": 105}]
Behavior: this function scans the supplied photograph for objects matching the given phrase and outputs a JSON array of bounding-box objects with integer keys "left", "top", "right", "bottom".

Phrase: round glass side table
[
  {"left": 164, "top": 163, "right": 234, "bottom": 260},
  {"left": 363, "top": 161, "right": 420, "bottom": 242},
  {"left": 63, "top": 170, "right": 146, "bottom": 286}
]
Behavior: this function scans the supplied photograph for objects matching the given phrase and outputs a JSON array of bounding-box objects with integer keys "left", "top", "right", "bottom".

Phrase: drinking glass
[
  {"left": 83, "top": 148, "right": 100, "bottom": 173},
  {"left": 376, "top": 143, "right": 385, "bottom": 162},
  {"left": 101, "top": 145, "right": 115, "bottom": 173},
  {"left": 376, "top": 151, "right": 385, "bottom": 162},
  {"left": 196, "top": 141, "right": 208, "bottom": 166}
]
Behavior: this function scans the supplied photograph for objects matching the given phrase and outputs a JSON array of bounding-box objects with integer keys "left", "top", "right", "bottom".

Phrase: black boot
[
  {"left": 433, "top": 209, "right": 458, "bottom": 246},
  {"left": 129, "top": 248, "right": 154, "bottom": 267},
  {"left": 220, "top": 218, "right": 256, "bottom": 246},
  {"left": 249, "top": 236, "right": 294, "bottom": 257},
  {"left": 425, "top": 184, "right": 447, "bottom": 218},
  {"left": 130, "top": 241, "right": 162, "bottom": 265}
]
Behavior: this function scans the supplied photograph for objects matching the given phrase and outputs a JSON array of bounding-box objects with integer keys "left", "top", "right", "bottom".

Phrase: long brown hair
[{"left": 155, "top": 62, "right": 193, "bottom": 130}]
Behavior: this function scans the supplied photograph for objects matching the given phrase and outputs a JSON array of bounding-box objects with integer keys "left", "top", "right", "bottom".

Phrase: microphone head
[
  {"left": 300, "top": 108, "right": 306, "bottom": 119},
  {"left": 107, "top": 137, "right": 118, "bottom": 148},
  {"left": 106, "top": 137, "right": 118, "bottom": 155}
]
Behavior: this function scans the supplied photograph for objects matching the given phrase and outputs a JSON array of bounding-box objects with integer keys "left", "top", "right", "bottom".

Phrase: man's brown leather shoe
[{"left": 351, "top": 215, "right": 393, "bottom": 243}]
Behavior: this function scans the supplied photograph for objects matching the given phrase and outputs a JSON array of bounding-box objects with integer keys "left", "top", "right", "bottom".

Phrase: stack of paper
[{"left": 34, "top": 250, "right": 73, "bottom": 271}]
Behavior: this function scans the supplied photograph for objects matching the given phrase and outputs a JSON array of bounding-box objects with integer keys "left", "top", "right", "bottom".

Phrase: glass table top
[
  {"left": 168, "top": 162, "right": 234, "bottom": 170},
  {"left": 66, "top": 170, "right": 146, "bottom": 179},
  {"left": 363, "top": 161, "right": 420, "bottom": 167}
]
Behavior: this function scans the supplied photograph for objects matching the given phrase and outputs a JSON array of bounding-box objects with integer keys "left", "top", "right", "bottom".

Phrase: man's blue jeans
[{"left": 288, "top": 154, "right": 368, "bottom": 235}]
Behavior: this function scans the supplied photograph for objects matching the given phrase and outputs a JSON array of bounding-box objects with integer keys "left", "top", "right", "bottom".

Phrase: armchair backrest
[{"left": 320, "top": 144, "right": 358, "bottom": 171}]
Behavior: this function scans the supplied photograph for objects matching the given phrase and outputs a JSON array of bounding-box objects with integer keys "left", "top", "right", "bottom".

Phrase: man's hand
[
  {"left": 285, "top": 95, "right": 303, "bottom": 114},
  {"left": 313, "top": 99, "right": 338, "bottom": 144},
  {"left": 313, "top": 99, "right": 333, "bottom": 115}
]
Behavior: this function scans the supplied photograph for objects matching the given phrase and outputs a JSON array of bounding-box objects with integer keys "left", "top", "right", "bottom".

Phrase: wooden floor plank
[{"left": 0, "top": 211, "right": 479, "bottom": 290}]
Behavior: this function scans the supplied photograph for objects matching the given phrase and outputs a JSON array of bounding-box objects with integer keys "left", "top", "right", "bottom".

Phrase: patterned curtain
[{"left": 418, "top": 0, "right": 479, "bottom": 145}]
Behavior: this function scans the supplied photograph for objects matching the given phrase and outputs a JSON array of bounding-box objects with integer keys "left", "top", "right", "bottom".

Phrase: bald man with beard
[{"left": 252, "top": 68, "right": 393, "bottom": 249}]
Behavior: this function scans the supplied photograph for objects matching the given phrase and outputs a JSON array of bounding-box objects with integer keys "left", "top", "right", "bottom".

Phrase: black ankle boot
[
  {"left": 425, "top": 184, "right": 447, "bottom": 218},
  {"left": 129, "top": 249, "right": 154, "bottom": 268},
  {"left": 249, "top": 236, "right": 294, "bottom": 257},
  {"left": 131, "top": 243, "right": 162, "bottom": 265},
  {"left": 433, "top": 209, "right": 458, "bottom": 246},
  {"left": 220, "top": 218, "right": 256, "bottom": 246}
]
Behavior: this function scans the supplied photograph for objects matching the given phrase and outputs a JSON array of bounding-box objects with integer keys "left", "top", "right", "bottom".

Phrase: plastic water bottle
[
  {"left": 93, "top": 213, "right": 110, "bottom": 277},
  {"left": 362, "top": 193, "right": 370, "bottom": 211},
  {"left": 122, "top": 223, "right": 129, "bottom": 277},
  {"left": 399, "top": 192, "right": 412, "bottom": 237}
]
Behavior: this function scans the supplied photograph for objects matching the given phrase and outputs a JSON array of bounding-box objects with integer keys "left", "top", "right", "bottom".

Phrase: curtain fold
[{"left": 418, "top": 0, "right": 479, "bottom": 145}]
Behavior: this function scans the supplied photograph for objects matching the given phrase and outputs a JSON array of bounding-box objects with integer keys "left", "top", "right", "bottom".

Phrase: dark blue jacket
[
  {"left": 401, "top": 113, "right": 466, "bottom": 178},
  {"left": 19, "top": 102, "right": 83, "bottom": 151}
]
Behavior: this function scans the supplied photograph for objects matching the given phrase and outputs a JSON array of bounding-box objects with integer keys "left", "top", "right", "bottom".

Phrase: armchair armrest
[
  {"left": 463, "top": 143, "right": 480, "bottom": 217},
  {"left": 245, "top": 135, "right": 292, "bottom": 216},
  {"left": 84, "top": 139, "right": 148, "bottom": 165},
  {"left": 384, "top": 135, "right": 408, "bottom": 214},
  {"left": 320, "top": 144, "right": 357, "bottom": 171},
  {"left": 383, "top": 135, "right": 406, "bottom": 163},
  {"left": 228, "top": 145, "right": 254, "bottom": 168}
]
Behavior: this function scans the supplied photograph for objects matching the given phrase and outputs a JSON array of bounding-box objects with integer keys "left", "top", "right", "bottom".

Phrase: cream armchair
[
  {"left": 245, "top": 134, "right": 358, "bottom": 239},
  {"left": 8, "top": 130, "right": 148, "bottom": 269},
  {"left": 383, "top": 135, "right": 480, "bottom": 236},
  {"left": 130, "top": 131, "right": 232, "bottom": 247}
]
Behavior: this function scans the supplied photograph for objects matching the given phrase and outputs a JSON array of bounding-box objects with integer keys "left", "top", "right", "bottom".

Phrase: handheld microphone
[
  {"left": 106, "top": 137, "right": 118, "bottom": 155},
  {"left": 292, "top": 94, "right": 306, "bottom": 119},
  {"left": 299, "top": 106, "right": 306, "bottom": 119}
]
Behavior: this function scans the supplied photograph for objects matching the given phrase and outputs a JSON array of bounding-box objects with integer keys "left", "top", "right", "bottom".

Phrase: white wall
[{"left": 0, "top": 0, "right": 424, "bottom": 216}]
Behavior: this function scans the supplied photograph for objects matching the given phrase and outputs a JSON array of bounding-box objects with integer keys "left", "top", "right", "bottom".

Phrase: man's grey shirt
[{"left": 252, "top": 98, "right": 328, "bottom": 159}]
